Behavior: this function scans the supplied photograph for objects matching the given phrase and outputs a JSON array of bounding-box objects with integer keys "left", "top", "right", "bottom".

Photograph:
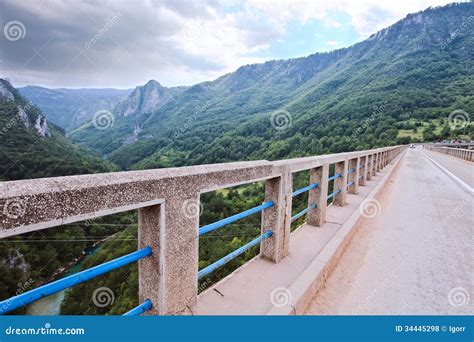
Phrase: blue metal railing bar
[
  {"left": 328, "top": 173, "right": 342, "bottom": 182},
  {"left": 358, "top": 175, "right": 363, "bottom": 179},
  {"left": 123, "top": 299, "right": 153, "bottom": 316},
  {"left": 347, "top": 168, "right": 355, "bottom": 174},
  {"left": 291, "top": 203, "right": 317, "bottom": 222},
  {"left": 327, "top": 189, "right": 341, "bottom": 200},
  {"left": 292, "top": 183, "right": 318, "bottom": 197},
  {"left": 347, "top": 181, "right": 355, "bottom": 187},
  {"left": 0, "top": 246, "right": 152, "bottom": 315},
  {"left": 198, "top": 230, "right": 273, "bottom": 279},
  {"left": 199, "top": 201, "right": 274, "bottom": 236}
]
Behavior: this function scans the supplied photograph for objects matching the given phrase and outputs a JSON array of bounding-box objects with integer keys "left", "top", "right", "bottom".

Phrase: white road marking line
[{"left": 417, "top": 149, "right": 474, "bottom": 194}]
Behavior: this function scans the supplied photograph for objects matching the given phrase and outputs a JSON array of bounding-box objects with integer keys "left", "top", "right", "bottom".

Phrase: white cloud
[
  {"left": 1, "top": 0, "right": 454, "bottom": 88},
  {"left": 245, "top": 0, "right": 454, "bottom": 37}
]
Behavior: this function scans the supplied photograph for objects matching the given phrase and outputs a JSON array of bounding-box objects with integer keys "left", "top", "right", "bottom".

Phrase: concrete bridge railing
[
  {"left": 425, "top": 145, "right": 474, "bottom": 162},
  {"left": 0, "top": 145, "right": 405, "bottom": 315}
]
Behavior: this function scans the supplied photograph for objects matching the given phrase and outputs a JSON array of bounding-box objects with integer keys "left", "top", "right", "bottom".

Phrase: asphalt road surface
[{"left": 306, "top": 146, "right": 473, "bottom": 315}]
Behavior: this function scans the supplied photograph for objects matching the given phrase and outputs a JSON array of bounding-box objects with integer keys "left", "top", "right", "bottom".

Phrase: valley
[{"left": 1, "top": 3, "right": 472, "bottom": 315}]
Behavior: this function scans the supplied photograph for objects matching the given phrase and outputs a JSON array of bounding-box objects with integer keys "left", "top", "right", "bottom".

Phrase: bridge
[
  {"left": 432, "top": 142, "right": 474, "bottom": 150},
  {"left": 0, "top": 144, "right": 472, "bottom": 315}
]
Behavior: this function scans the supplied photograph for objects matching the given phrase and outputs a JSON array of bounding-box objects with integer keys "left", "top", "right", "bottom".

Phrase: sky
[{"left": 0, "top": 0, "right": 459, "bottom": 89}]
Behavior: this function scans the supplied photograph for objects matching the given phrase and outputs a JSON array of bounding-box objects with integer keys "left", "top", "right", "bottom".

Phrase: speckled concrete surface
[{"left": 0, "top": 146, "right": 404, "bottom": 315}]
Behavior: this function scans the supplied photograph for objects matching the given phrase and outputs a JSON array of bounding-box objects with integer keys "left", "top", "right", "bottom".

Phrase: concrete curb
[{"left": 266, "top": 149, "right": 407, "bottom": 315}]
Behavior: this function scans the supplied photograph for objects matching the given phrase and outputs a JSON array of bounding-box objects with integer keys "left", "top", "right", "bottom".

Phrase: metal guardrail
[
  {"left": 0, "top": 247, "right": 153, "bottom": 315},
  {"left": 292, "top": 183, "right": 318, "bottom": 197},
  {"left": 327, "top": 189, "right": 341, "bottom": 200},
  {"left": 328, "top": 173, "right": 342, "bottom": 181},
  {"left": 0, "top": 153, "right": 375, "bottom": 314},
  {"left": 0, "top": 145, "right": 405, "bottom": 315},
  {"left": 198, "top": 201, "right": 275, "bottom": 278},
  {"left": 124, "top": 299, "right": 153, "bottom": 316},
  {"left": 198, "top": 230, "right": 273, "bottom": 279},
  {"left": 199, "top": 201, "right": 274, "bottom": 235},
  {"left": 291, "top": 162, "right": 360, "bottom": 222},
  {"left": 291, "top": 203, "right": 317, "bottom": 222},
  {"left": 291, "top": 183, "right": 318, "bottom": 222}
]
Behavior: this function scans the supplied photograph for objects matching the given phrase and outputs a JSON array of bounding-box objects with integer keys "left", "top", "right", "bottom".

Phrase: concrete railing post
[
  {"left": 348, "top": 157, "right": 359, "bottom": 194},
  {"left": 138, "top": 204, "right": 162, "bottom": 315},
  {"left": 334, "top": 159, "right": 348, "bottom": 206},
  {"left": 139, "top": 193, "right": 200, "bottom": 315},
  {"left": 307, "top": 163, "right": 329, "bottom": 227},
  {"left": 372, "top": 153, "right": 378, "bottom": 176},
  {"left": 366, "top": 154, "right": 372, "bottom": 181},
  {"left": 261, "top": 171, "right": 291, "bottom": 263},
  {"left": 359, "top": 155, "right": 367, "bottom": 186}
]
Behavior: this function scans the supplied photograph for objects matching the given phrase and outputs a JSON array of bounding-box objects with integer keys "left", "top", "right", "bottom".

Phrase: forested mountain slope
[
  {"left": 0, "top": 79, "right": 124, "bottom": 313},
  {"left": 67, "top": 3, "right": 472, "bottom": 169},
  {"left": 0, "top": 79, "right": 116, "bottom": 181},
  {"left": 19, "top": 86, "right": 131, "bottom": 132}
]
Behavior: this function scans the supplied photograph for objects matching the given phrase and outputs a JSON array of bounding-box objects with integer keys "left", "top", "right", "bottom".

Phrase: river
[{"left": 26, "top": 245, "right": 99, "bottom": 315}]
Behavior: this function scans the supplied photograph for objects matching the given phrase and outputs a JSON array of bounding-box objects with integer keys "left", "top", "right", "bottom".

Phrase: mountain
[
  {"left": 0, "top": 78, "right": 125, "bottom": 315},
  {"left": 0, "top": 79, "right": 115, "bottom": 181},
  {"left": 68, "top": 80, "right": 188, "bottom": 151},
  {"left": 114, "top": 80, "right": 187, "bottom": 118},
  {"left": 18, "top": 86, "right": 131, "bottom": 132},
  {"left": 66, "top": 3, "right": 472, "bottom": 170}
]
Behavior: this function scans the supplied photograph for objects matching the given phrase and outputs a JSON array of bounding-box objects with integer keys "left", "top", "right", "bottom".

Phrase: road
[{"left": 306, "top": 146, "right": 473, "bottom": 315}]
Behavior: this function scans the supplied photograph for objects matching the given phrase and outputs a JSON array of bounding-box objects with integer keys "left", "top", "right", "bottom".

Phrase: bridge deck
[{"left": 305, "top": 146, "right": 473, "bottom": 315}]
